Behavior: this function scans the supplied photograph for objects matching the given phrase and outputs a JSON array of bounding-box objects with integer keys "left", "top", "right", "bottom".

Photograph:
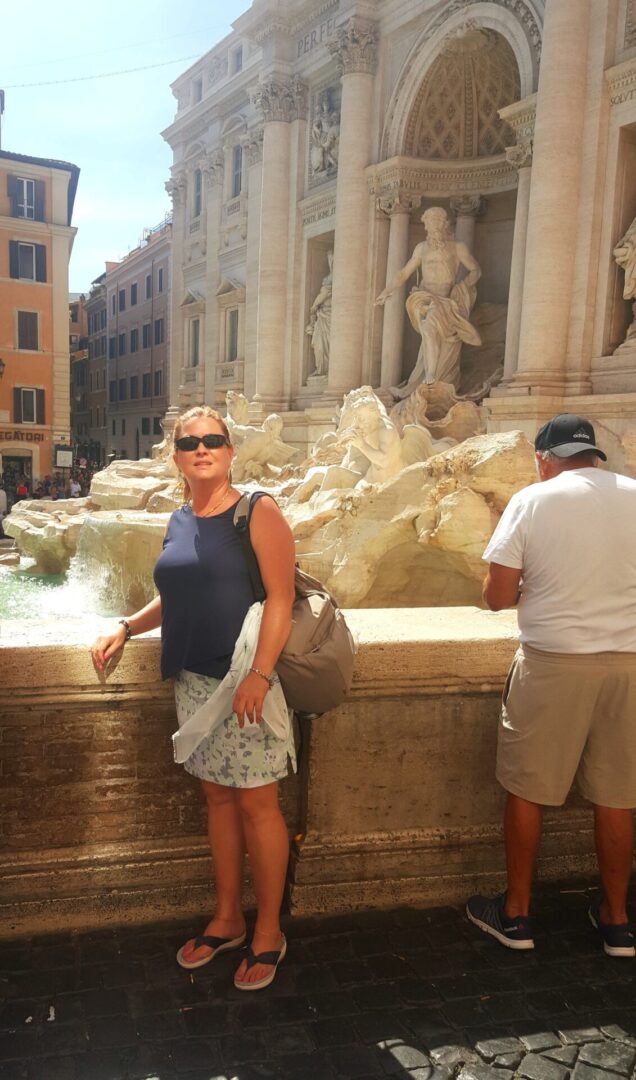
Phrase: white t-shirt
[{"left": 483, "top": 468, "right": 636, "bottom": 653}]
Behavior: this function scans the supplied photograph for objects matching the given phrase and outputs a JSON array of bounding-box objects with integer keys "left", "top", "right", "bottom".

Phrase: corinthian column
[
  {"left": 252, "top": 76, "right": 306, "bottom": 412},
  {"left": 512, "top": 0, "right": 591, "bottom": 393},
  {"left": 203, "top": 151, "right": 224, "bottom": 406},
  {"left": 325, "top": 17, "right": 378, "bottom": 401},
  {"left": 379, "top": 194, "right": 419, "bottom": 389},
  {"left": 165, "top": 174, "right": 187, "bottom": 410},
  {"left": 450, "top": 195, "right": 484, "bottom": 252}
]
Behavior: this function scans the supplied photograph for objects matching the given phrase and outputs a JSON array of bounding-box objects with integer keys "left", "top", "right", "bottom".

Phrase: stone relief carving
[
  {"left": 241, "top": 127, "right": 264, "bottom": 167},
  {"left": 505, "top": 140, "right": 533, "bottom": 168},
  {"left": 204, "top": 150, "right": 224, "bottom": 188},
  {"left": 208, "top": 55, "right": 228, "bottom": 86},
  {"left": 375, "top": 206, "right": 482, "bottom": 396},
  {"left": 425, "top": 0, "right": 542, "bottom": 61},
  {"left": 326, "top": 17, "right": 378, "bottom": 75},
  {"left": 225, "top": 392, "right": 300, "bottom": 481},
  {"left": 306, "top": 252, "right": 333, "bottom": 377},
  {"left": 252, "top": 76, "right": 308, "bottom": 124},
  {"left": 310, "top": 91, "right": 340, "bottom": 180}
]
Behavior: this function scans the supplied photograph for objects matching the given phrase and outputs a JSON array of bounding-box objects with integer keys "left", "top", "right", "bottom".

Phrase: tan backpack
[{"left": 233, "top": 492, "right": 356, "bottom": 714}]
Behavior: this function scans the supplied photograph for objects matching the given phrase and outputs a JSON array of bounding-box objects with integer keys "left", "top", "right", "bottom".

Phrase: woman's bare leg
[
  {"left": 179, "top": 781, "right": 246, "bottom": 964},
  {"left": 234, "top": 782, "right": 289, "bottom": 985}
]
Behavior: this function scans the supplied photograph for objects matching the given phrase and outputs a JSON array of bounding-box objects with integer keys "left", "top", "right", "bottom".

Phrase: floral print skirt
[{"left": 174, "top": 669, "right": 296, "bottom": 788}]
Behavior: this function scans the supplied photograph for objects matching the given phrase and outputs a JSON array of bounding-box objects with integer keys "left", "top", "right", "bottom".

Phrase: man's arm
[{"left": 482, "top": 563, "right": 522, "bottom": 611}]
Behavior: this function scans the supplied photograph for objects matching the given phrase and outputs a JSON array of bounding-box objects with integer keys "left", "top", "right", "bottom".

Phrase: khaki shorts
[{"left": 496, "top": 644, "right": 636, "bottom": 809}]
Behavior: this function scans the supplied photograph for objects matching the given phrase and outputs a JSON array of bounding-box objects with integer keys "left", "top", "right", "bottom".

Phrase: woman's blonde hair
[{"left": 172, "top": 405, "right": 232, "bottom": 504}]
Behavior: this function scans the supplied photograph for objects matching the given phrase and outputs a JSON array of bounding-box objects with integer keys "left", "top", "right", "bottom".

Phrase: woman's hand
[
  {"left": 90, "top": 624, "right": 127, "bottom": 672},
  {"left": 232, "top": 670, "right": 270, "bottom": 728}
]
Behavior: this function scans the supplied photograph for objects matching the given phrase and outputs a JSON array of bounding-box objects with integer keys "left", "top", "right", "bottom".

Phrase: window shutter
[
  {"left": 7, "top": 174, "right": 18, "bottom": 216},
  {"left": 9, "top": 240, "right": 19, "bottom": 279},
  {"left": 36, "top": 389, "right": 45, "bottom": 425},
  {"left": 13, "top": 387, "right": 22, "bottom": 423},
  {"left": 34, "top": 181, "right": 45, "bottom": 222},
  {"left": 35, "top": 244, "right": 47, "bottom": 283}
]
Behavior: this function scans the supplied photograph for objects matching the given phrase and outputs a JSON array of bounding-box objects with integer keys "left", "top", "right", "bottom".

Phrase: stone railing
[{"left": 0, "top": 609, "right": 598, "bottom": 939}]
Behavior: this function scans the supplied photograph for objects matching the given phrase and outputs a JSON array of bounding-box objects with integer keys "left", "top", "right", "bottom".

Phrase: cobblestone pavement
[{"left": 1, "top": 884, "right": 635, "bottom": 1080}]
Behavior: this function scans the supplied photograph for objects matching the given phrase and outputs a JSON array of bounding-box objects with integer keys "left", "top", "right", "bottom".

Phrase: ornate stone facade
[{"left": 252, "top": 76, "right": 308, "bottom": 124}]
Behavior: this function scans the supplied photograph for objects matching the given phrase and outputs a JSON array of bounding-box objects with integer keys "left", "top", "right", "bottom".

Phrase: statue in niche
[
  {"left": 310, "top": 97, "right": 340, "bottom": 178},
  {"left": 375, "top": 206, "right": 482, "bottom": 397},
  {"left": 614, "top": 217, "right": 636, "bottom": 301},
  {"left": 306, "top": 251, "right": 333, "bottom": 377},
  {"left": 225, "top": 391, "right": 300, "bottom": 482}
]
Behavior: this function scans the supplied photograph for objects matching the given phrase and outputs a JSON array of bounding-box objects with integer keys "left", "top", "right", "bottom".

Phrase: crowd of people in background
[{"left": 0, "top": 465, "right": 100, "bottom": 537}]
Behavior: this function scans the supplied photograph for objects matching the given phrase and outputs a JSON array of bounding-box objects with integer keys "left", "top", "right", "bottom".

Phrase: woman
[{"left": 90, "top": 405, "right": 296, "bottom": 991}]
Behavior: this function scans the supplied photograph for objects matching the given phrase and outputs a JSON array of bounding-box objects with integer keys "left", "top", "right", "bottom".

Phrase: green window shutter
[
  {"left": 36, "top": 389, "right": 45, "bottom": 424},
  {"left": 34, "top": 180, "right": 45, "bottom": 222},
  {"left": 13, "top": 387, "right": 22, "bottom": 423},
  {"left": 7, "top": 174, "right": 18, "bottom": 216},
  {"left": 35, "top": 245, "right": 47, "bottom": 282},
  {"left": 9, "top": 240, "right": 19, "bottom": 279}
]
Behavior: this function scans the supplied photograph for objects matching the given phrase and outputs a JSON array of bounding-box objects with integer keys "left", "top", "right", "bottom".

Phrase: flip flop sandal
[
  {"left": 176, "top": 932, "right": 246, "bottom": 970},
  {"left": 234, "top": 935, "right": 287, "bottom": 991}
]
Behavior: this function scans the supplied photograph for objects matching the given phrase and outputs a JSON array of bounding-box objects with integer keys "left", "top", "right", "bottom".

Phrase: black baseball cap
[{"left": 534, "top": 414, "right": 607, "bottom": 461}]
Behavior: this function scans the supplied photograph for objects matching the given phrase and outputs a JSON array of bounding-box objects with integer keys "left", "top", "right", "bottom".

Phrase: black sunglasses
[{"left": 175, "top": 434, "right": 230, "bottom": 451}]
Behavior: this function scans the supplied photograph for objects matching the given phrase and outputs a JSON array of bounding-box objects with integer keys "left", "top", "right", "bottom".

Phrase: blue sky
[{"left": 0, "top": 0, "right": 248, "bottom": 291}]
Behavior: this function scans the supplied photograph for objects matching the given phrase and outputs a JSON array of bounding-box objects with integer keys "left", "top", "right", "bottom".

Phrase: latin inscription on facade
[{"left": 297, "top": 17, "right": 339, "bottom": 57}]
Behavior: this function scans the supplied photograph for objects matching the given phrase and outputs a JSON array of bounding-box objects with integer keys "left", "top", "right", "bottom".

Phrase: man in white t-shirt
[{"left": 466, "top": 414, "right": 636, "bottom": 958}]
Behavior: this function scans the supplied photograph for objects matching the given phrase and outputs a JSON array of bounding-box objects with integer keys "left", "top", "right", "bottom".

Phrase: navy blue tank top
[{"left": 153, "top": 498, "right": 261, "bottom": 680}]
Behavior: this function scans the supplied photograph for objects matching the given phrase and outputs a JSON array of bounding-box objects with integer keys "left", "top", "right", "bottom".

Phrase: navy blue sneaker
[
  {"left": 466, "top": 893, "right": 534, "bottom": 950},
  {"left": 589, "top": 900, "right": 635, "bottom": 958}
]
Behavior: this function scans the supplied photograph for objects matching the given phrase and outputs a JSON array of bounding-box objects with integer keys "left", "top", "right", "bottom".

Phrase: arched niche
[{"left": 382, "top": 1, "right": 540, "bottom": 160}]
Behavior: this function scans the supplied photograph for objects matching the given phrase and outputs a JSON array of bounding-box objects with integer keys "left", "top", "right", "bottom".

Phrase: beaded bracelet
[{"left": 249, "top": 666, "right": 274, "bottom": 688}]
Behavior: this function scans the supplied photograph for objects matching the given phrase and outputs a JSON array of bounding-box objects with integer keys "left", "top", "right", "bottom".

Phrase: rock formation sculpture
[{"left": 225, "top": 392, "right": 300, "bottom": 482}]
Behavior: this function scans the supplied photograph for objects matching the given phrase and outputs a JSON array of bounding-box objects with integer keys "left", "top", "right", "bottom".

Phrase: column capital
[
  {"left": 450, "top": 194, "right": 484, "bottom": 219},
  {"left": 241, "top": 126, "right": 264, "bottom": 167},
  {"left": 165, "top": 174, "right": 186, "bottom": 206},
  {"left": 505, "top": 139, "right": 533, "bottom": 169},
  {"left": 251, "top": 75, "right": 308, "bottom": 124},
  {"left": 326, "top": 16, "right": 378, "bottom": 76},
  {"left": 377, "top": 192, "right": 420, "bottom": 217}
]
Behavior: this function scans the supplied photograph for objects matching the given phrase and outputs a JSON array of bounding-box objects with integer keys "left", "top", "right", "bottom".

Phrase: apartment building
[
  {"left": 105, "top": 218, "right": 171, "bottom": 460},
  {"left": 83, "top": 270, "right": 112, "bottom": 467},
  {"left": 0, "top": 150, "right": 79, "bottom": 496},
  {"left": 69, "top": 292, "right": 90, "bottom": 463}
]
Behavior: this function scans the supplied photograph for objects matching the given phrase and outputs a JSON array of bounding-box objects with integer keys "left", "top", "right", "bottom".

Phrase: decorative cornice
[
  {"left": 326, "top": 17, "right": 378, "bottom": 76},
  {"left": 366, "top": 154, "right": 517, "bottom": 199},
  {"left": 251, "top": 76, "right": 308, "bottom": 123},
  {"left": 500, "top": 92, "right": 536, "bottom": 169},
  {"left": 606, "top": 56, "right": 636, "bottom": 108},
  {"left": 253, "top": 18, "right": 293, "bottom": 46}
]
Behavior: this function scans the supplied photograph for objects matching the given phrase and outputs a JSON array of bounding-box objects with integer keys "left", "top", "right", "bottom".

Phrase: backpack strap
[{"left": 233, "top": 492, "right": 267, "bottom": 602}]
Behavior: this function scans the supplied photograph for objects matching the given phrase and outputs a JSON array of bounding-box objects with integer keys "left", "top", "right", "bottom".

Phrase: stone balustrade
[{"left": 0, "top": 609, "right": 599, "bottom": 939}]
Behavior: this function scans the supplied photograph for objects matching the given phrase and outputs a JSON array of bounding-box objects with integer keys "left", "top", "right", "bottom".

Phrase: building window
[
  {"left": 142, "top": 372, "right": 151, "bottom": 397},
  {"left": 103, "top": 407, "right": 106, "bottom": 427},
  {"left": 232, "top": 45, "right": 243, "bottom": 74},
  {"left": 118, "top": 289, "right": 125, "bottom": 312},
  {"left": 9, "top": 241, "right": 46, "bottom": 282},
  {"left": 193, "top": 169, "right": 202, "bottom": 218},
  {"left": 130, "top": 375, "right": 138, "bottom": 399},
  {"left": 16, "top": 178, "right": 34, "bottom": 219},
  {"left": 17, "top": 311, "right": 38, "bottom": 350},
  {"left": 109, "top": 337, "right": 116, "bottom": 359},
  {"left": 193, "top": 77, "right": 203, "bottom": 104},
  {"left": 121, "top": 419, "right": 126, "bottom": 435},
  {"left": 227, "top": 308, "right": 239, "bottom": 363},
  {"left": 158, "top": 268, "right": 164, "bottom": 293},
  {"left": 153, "top": 416, "right": 162, "bottom": 435},
  {"left": 142, "top": 323, "right": 151, "bottom": 348},
  {"left": 231, "top": 145, "right": 242, "bottom": 198},
  {"left": 141, "top": 417, "right": 150, "bottom": 435},
  {"left": 118, "top": 377, "right": 127, "bottom": 400},
  {"left": 90, "top": 372, "right": 93, "bottom": 391},
  {"left": 118, "top": 332, "right": 126, "bottom": 356},
  {"left": 130, "top": 328, "right": 138, "bottom": 353},
  {"left": 190, "top": 318, "right": 200, "bottom": 367},
  {"left": 18, "top": 243, "right": 35, "bottom": 280},
  {"left": 13, "top": 385, "right": 44, "bottom": 423},
  {"left": 100, "top": 309, "right": 106, "bottom": 329},
  {"left": 154, "top": 369, "right": 162, "bottom": 396},
  {"left": 109, "top": 380, "right": 117, "bottom": 403},
  {"left": 112, "top": 419, "right": 116, "bottom": 435},
  {"left": 154, "top": 318, "right": 164, "bottom": 345},
  {"left": 145, "top": 274, "right": 152, "bottom": 300},
  {"left": 130, "top": 282, "right": 137, "bottom": 306},
  {"left": 111, "top": 294, "right": 116, "bottom": 316}
]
